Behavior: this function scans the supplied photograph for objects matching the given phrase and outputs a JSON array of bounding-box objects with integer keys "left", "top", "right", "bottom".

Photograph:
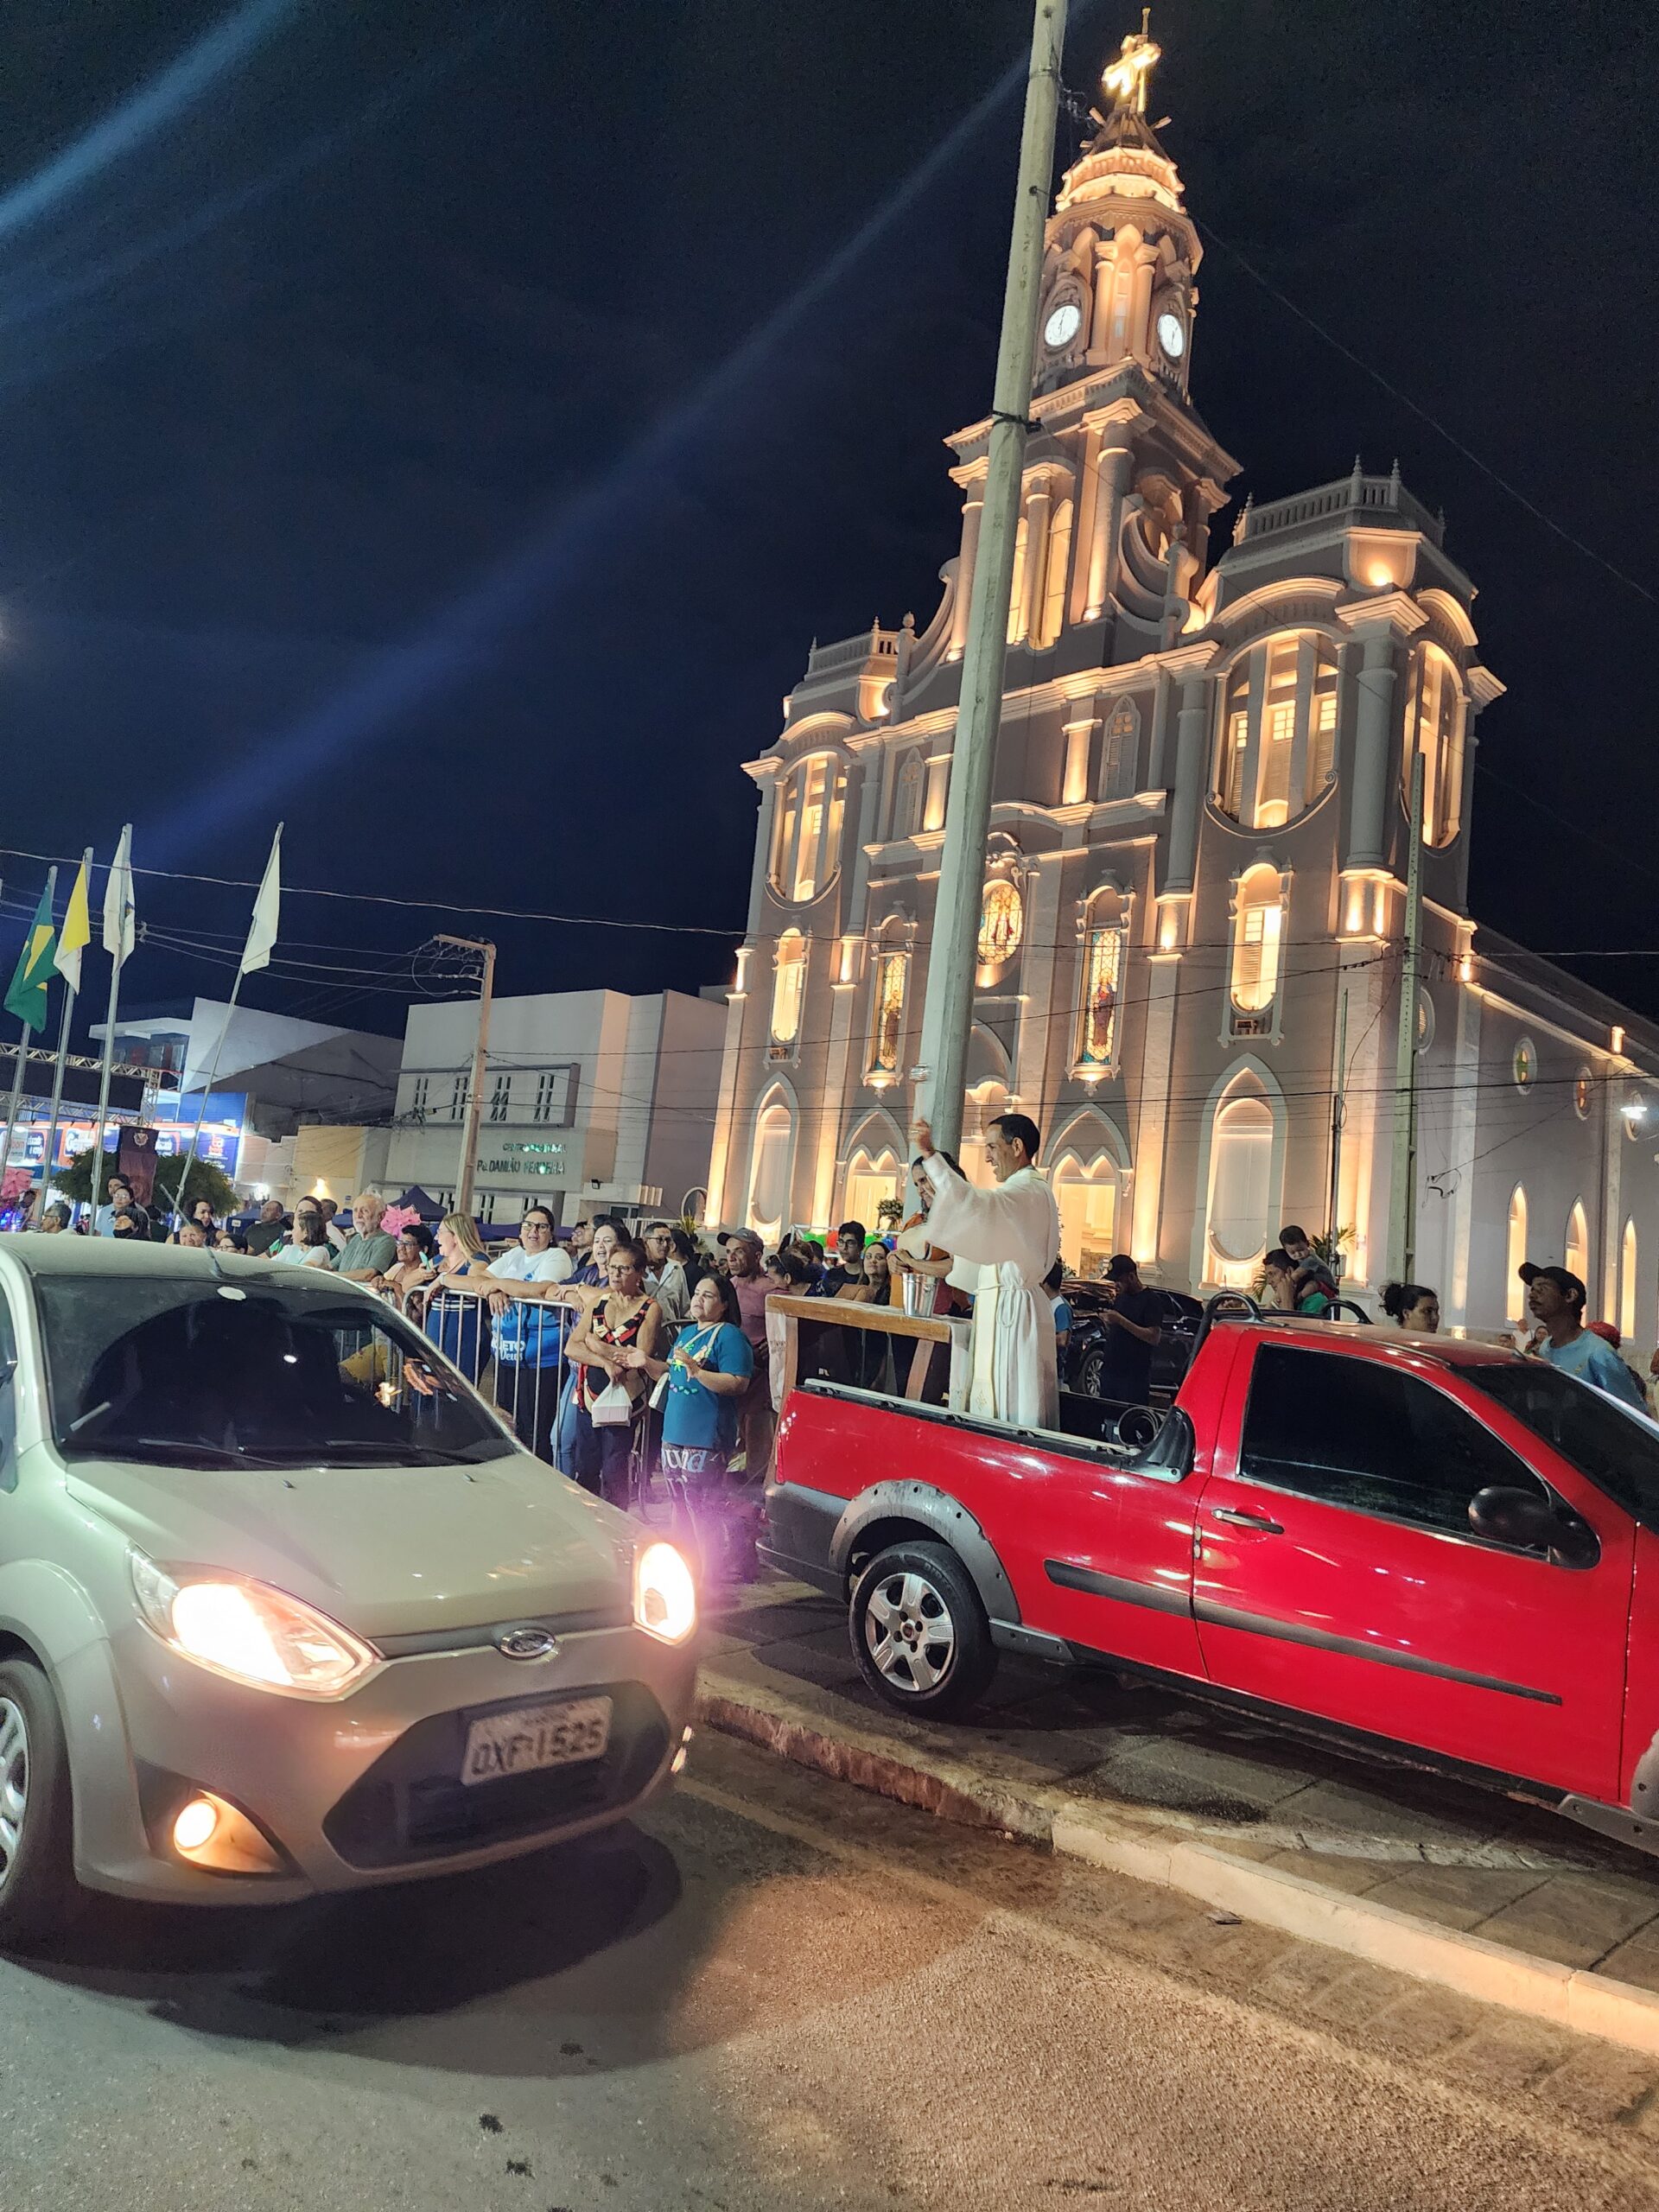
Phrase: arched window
[
  {"left": 1566, "top": 1198, "right": 1589, "bottom": 1287},
  {"left": 1507, "top": 1186, "right": 1529, "bottom": 1321},
  {"left": 1213, "top": 633, "right": 1341, "bottom": 829},
  {"left": 977, "top": 877, "right": 1024, "bottom": 974},
  {"left": 1052, "top": 1154, "right": 1120, "bottom": 1277},
  {"left": 844, "top": 1147, "right": 900, "bottom": 1230},
  {"left": 769, "top": 931, "right": 805, "bottom": 1052},
  {"left": 1205, "top": 1081, "right": 1274, "bottom": 1286},
  {"left": 1036, "top": 498, "right": 1073, "bottom": 649},
  {"left": 1623, "top": 1220, "right": 1639, "bottom": 1342},
  {"left": 1076, "top": 888, "right": 1125, "bottom": 1071},
  {"left": 868, "top": 947, "right": 907, "bottom": 1078},
  {"left": 769, "top": 753, "right": 847, "bottom": 903},
  {"left": 1099, "top": 696, "right": 1140, "bottom": 801},
  {"left": 891, "top": 752, "right": 924, "bottom": 842},
  {"left": 748, "top": 1098, "right": 794, "bottom": 1239},
  {"left": 1007, "top": 514, "right": 1030, "bottom": 644},
  {"left": 1230, "top": 866, "right": 1283, "bottom": 1014},
  {"left": 1407, "top": 644, "right": 1465, "bottom": 847}
]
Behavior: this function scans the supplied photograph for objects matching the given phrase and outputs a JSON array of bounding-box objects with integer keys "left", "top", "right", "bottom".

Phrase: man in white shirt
[{"left": 910, "top": 1110, "right": 1061, "bottom": 1431}]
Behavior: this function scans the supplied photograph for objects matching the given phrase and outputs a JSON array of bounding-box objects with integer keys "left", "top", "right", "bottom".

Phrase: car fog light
[
  {"left": 633, "top": 1541, "right": 696, "bottom": 1644},
  {"left": 166, "top": 1789, "right": 285, "bottom": 1875},
  {"left": 172, "top": 1796, "right": 219, "bottom": 1853}
]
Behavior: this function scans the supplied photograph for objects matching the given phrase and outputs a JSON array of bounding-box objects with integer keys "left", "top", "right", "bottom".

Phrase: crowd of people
[{"left": 10, "top": 1140, "right": 1659, "bottom": 1563}]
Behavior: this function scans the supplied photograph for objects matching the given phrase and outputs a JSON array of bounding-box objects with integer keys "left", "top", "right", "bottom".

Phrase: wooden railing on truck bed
[{"left": 766, "top": 1294, "right": 973, "bottom": 1412}]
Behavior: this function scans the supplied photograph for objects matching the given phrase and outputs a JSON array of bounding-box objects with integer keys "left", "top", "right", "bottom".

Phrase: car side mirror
[{"left": 1469, "top": 1484, "right": 1599, "bottom": 1570}]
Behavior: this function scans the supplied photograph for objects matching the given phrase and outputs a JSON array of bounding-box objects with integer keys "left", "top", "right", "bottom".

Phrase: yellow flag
[{"left": 54, "top": 856, "right": 92, "bottom": 995}]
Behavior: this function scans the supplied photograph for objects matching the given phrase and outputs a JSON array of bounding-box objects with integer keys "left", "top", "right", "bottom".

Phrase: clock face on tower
[
  {"left": 1156, "top": 309, "right": 1186, "bottom": 359},
  {"left": 1043, "top": 300, "right": 1082, "bottom": 350}
]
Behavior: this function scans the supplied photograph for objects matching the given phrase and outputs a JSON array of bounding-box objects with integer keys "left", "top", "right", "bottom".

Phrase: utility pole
[
  {"left": 1326, "top": 986, "right": 1348, "bottom": 1278},
  {"left": 444, "top": 935, "right": 496, "bottom": 1218},
  {"left": 912, "top": 0, "right": 1069, "bottom": 1152},
  {"left": 1388, "top": 751, "right": 1426, "bottom": 1282}
]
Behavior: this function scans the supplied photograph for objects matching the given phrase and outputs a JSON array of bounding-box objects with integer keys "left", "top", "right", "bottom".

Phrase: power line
[{"left": 1195, "top": 215, "right": 1658, "bottom": 611}]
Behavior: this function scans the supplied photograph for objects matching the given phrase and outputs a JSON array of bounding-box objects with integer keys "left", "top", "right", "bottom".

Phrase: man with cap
[
  {"left": 1095, "top": 1253, "right": 1164, "bottom": 1411},
  {"left": 1522, "top": 1262, "right": 1648, "bottom": 1408}
]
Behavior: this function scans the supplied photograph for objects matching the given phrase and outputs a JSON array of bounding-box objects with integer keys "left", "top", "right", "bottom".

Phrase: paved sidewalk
[{"left": 698, "top": 1578, "right": 1659, "bottom": 2048}]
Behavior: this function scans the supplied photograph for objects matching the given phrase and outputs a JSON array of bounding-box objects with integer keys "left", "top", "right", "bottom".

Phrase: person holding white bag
[{"left": 565, "top": 1237, "right": 662, "bottom": 1506}]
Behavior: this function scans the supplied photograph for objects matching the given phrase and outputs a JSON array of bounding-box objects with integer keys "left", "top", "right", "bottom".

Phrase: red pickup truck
[{"left": 762, "top": 1308, "right": 1659, "bottom": 1860}]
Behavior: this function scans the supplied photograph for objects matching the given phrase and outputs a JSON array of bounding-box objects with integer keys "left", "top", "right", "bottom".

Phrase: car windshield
[
  {"left": 36, "top": 1277, "right": 516, "bottom": 1469},
  {"left": 1465, "top": 1360, "right": 1659, "bottom": 1529}
]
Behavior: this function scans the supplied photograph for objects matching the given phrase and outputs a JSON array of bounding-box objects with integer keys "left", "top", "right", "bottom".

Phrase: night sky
[{"left": 0, "top": 0, "right": 1653, "bottom": 1041}]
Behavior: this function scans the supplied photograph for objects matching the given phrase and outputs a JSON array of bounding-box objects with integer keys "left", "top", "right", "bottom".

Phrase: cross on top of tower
[{"left": 1101, "top": 10, "right": 1160, "bottom": 115}]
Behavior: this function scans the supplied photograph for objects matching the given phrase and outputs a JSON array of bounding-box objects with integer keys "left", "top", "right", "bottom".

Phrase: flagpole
[
  {"left": 172, "top": 823, "right": 281, "bottom": 1230},
  {"left": 41, "top": 849, "right": 92, "bottom": 1210},
  {"left": 1, "top": 1024, "right": 33, "bottom": 1205},
  {"left": 89, "top": 827, "right": 134, "bottom": 1230},
  {"left": 1, "top": 867, "right": 55, "bottom": 1213},
  {"left": 169, "top": 977, "right": 245, "bottom": 1230}
]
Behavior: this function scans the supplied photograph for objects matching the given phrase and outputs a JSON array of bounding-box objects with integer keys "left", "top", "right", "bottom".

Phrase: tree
[{"left": 51, "top": 1146, "right": 239, "bottom": 1221}]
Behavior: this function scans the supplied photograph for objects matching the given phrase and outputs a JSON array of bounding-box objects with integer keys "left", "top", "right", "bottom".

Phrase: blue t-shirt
[
  {"left": 1052, "top": 1296, "right": 1074, "bottom": 1338},
  {"left": 661, "top": 1321, "right": 753, "bottom": 1453},
  {"left": 1541, "top": 1332, "right": 1649, "bottom": 1409}
]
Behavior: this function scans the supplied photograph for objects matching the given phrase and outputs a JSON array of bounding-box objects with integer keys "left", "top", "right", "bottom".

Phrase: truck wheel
[
  {"left": 849, "top": 1542, "right": 998, "bottom": 1718},
  {"left": 0, "top": 1659, "right": 77, "bottom": 1948}
]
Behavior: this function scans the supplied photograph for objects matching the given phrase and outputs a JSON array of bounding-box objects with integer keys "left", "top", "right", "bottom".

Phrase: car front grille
[{"left": 322, "top": 1681, "right": 671, "bottom": 1869}]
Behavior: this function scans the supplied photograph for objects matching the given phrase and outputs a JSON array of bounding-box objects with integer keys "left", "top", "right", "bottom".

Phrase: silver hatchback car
[{"left": 0, "top": 1236, "right": 698, "bottom": 1941}]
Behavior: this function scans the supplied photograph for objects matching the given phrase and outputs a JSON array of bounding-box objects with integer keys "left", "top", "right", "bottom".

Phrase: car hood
[{"left": 61, "top": 1449, "right": 632, "bottom": 1643}]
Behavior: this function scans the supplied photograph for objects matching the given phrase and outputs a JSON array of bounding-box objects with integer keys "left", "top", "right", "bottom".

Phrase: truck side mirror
[{"left": 1469, "top": 1484, "right": 1599, "bottom": 1570}]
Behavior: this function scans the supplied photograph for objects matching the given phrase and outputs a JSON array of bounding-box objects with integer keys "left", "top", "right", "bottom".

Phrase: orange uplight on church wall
[{"left": 1366, "top": 561, "right": 1393, "bottom": 588}]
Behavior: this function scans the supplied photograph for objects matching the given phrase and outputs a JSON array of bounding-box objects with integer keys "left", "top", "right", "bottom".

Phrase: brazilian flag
[{"left": 4, "top": 883, "right": 56, "bottom": 1031}]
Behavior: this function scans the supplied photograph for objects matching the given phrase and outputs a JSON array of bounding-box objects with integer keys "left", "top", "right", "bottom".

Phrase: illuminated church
[{"left": 702, "top": 24, "right": 1659, "bottom": 1337}]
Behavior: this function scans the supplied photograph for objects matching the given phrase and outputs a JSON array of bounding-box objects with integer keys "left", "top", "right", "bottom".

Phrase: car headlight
[
  {"left": 129, "top": 1552, "right": 379, "bottom": 1700},
  {"left": 633, "top": 1540, "right": 696, "bottom": 1644}
]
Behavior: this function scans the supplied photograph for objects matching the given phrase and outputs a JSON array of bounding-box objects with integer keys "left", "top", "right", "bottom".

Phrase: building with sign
[
  {"left": 702, "top": 25, "right": 1659, "bottom": 1340},
  {"left": 385, "top": 988, "right": 727, "bottom": 1226}
]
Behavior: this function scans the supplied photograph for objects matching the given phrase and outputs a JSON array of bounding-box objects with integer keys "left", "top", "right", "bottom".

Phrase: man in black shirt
[
  {"left": 818, "top": 1218, "right": 868, "bottom": 1298},
  {"left": 1095, "top": 1253, "right": 1162, "bottom": 1408},
  {"left": 245, "top": 1198, "right": 289, "bottom": 1256}
]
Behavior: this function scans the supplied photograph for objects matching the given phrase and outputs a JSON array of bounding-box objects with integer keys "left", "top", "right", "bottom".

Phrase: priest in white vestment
[{"left": 910, "top": 1110, "right": 1062, "bottom": 1431}]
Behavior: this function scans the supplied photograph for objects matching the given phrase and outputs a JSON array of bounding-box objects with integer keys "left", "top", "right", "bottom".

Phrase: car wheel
[
  {"left": 1077, "top": 1347, "right": 1104, "bottom": 1399},
  {"left": 0, "top": 1659, "right": 76, "bottom": 1947},
  {"left": 849, "top": 1542, "right": 998, "bottom": 1718}
]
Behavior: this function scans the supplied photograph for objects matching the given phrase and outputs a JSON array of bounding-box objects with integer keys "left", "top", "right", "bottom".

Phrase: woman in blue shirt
[{"left": 625, "top": 1271, "right": 753, "bottom": 1579}]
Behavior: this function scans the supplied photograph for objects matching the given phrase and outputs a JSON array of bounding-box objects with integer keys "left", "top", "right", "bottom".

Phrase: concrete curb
[{"left": 696, "top": 1666, "right": 1659, "bottom": 2059}]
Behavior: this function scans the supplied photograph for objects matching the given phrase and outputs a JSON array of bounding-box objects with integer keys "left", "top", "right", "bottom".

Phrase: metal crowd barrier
[{"left": 392, "top": 1278, "right": 689, "bottom": 1522}]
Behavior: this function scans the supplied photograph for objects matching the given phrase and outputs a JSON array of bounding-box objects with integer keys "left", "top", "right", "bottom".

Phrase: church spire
[{"left": 1101, "top": 9, "right": 1160, "bottom": 116}]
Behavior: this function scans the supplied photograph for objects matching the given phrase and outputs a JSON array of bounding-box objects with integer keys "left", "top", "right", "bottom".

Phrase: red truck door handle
[{"left": 1209, "top": 1505, "right": 1285, "bottom": 1535}]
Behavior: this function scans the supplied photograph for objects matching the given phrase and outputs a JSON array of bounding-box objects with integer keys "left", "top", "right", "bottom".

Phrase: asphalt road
[{"left": 6, "top": 1731, "right": 1659, "bottom": 2212}]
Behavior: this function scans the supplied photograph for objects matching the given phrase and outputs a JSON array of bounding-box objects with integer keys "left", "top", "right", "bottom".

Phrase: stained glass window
[
  {"left": 871, "top": 951, "right": 906, "bottom": 1073},
  {"left": 1077, "top": 927, "right": 1122, "bottom": 1066},
  {"left": 977, "top": 879, "right": 1024, "bottom": 969}
]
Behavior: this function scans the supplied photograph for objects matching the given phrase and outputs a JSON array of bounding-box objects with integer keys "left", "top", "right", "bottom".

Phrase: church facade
[{"left": 703, "top": 30, "right": 1659, "bottom": 1342}]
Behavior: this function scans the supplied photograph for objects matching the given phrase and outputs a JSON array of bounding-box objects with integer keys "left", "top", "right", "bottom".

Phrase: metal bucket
[{"left": 901, "top": 1269, "right": 940, "bottom": 1319}]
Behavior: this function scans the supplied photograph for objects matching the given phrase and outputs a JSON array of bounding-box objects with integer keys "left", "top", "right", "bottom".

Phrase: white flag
[
  {"left": 102, "top": 823, "right": 135, "bottom": 963},
  {"left": 241, "top": 824, "right": 282, "bottom": 976}
]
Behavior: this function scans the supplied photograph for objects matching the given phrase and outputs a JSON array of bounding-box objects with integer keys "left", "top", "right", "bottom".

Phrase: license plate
[{"left": 461, "top": 1695, "right": 613, "bottom": 1787}]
